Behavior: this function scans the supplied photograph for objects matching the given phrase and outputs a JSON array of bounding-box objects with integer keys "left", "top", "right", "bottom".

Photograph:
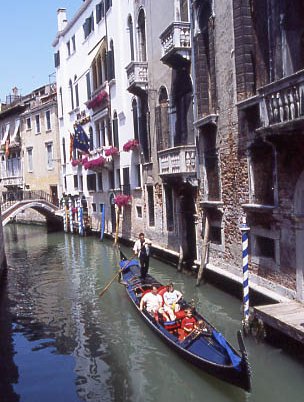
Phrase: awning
[
  {"left": 1, "top": 123, "right": 10, "bottom": 146},
  {"left": 10, "top": 119, "right": 20, "bottom": 143}
]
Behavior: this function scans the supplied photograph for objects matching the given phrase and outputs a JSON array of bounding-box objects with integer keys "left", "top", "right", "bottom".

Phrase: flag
[
  {"left": 73, "top": 124, "right": 90, "bottom": 153},
  {"left": 69, "top": 133, "right": 74, "bottom": 160}
]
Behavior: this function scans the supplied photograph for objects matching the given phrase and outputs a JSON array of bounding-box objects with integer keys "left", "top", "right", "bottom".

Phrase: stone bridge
[{"left": 0, "top": 190, "right": 63, "bottom": 228}]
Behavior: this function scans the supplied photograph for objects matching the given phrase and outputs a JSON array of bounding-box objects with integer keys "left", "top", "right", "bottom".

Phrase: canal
[{"left": 0, "top": 224, "right": 303, "bottom": 402}]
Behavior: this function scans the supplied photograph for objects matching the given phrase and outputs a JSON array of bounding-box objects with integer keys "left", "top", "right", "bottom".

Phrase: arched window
[
  {"left": 137, "top": 9, "right": 147, "bottom": 62},
  {"left": 132, "top": 99, "right": 139, "bottom": 141},
  {"left": 108, "top": 40, "right": 115, "bottom": 80},
  {"left": 74, "top": 75, "right": 79, "bottom": 108},
  {"left": 155, "top": 86, "right": 169, "bottom": 151},
  {"left": 102, "top": 49, "right": 107, "bottom": 81},
  {"left": 69, "top": 79, "right": 74, "bottom": 110},
  {"left": 128, "top": 15, "right": 134, "bottom": 61},
  {"left": 96, "top": 54, "right": 102, "bottom": 86},
  {"left": 180, "top": 0, "right": 189, "bottom": 22},
  {"left": 112, "top": 111, "right": 119, "bottom": 148},
  {"left": 92, "top": 60, "right": 98, "bottom": 90}
]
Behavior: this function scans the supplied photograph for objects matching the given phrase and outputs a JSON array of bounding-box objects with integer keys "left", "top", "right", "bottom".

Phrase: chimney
[{"left": 57, "top": 8, "right": 67, "bottom": 31}]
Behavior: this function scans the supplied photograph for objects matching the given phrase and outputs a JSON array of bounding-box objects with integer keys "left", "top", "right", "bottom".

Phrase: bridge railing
[{"left": 0, "top": 190, "right": 59, "bottom": 211}]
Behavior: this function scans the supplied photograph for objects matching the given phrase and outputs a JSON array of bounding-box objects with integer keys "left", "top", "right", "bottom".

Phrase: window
[
  {"left": 35, "top": 115, "right": 40, "bottom": 134},
  {"left": 67, "top": 41, "right": 71, "bottom": 57},
  {"left": 89, "top": 127, "right": 94, "bottom": 151},
  {"left": 75, "top": 83, "right": 79, "bottom": 108},
  {"left": 96, "top": 1, "right": 104, "bottom": 23},
  {"left": 109, "top": 170, "right": 115, "bottom": 189},
  {"left": 136, "top": 206, "right": 142, "bottom": 218},
  {"left": 83, "top": 13, "right": 94, "bottom": 39},
  {"left": 254, "top": 236, "right": 275, "bottom": 259},
  {"left": 59, "top": 87, "right": 63, "bottom": 117},
  {"left": 74, "top": 174, "right": 78, "bottom": 189},
  {"left": 45, "top": 110, "right": 51, "bottom": 131},
  {"left": 87, "top": 173, "right": 96, "bottom": 191},
  {"left": 132, "top": 99, "right": 139, "bottom": 141},
  {"left": 92, "top": 203, "right": 97, "bottom": 212},
  {"left": 165, "top": 185, "right": 174, "bottom": 231},
  {"left": 54, "top": 50, "right": 60, "bottom": 67},
  {"left": 62, "top": 138, "right": 66, "bottom": 164},
  {"left": 112, "top": 111, "right": 119, "bottom": 148},
  {"left": 105, "top": 0, "right": 112, "bottom": 13},
  {"left": 155, "top": 87, "right": 169, "bottom": 151},
  {"left": 138, "top": 9, "right": 147, "bottom": 62},
  {"left": 26, "top": 117, "right": 31, "bottom": 130},
  {"left": 27, "top": 148, "right": 33, "bottom": 172},
  {"left": 147, "top": 186, "right": 155, "bottom": 226},
  {"left": 79, "top": 175, "right": 83, "bottom": 191},
  {"left": 86, "top": 72, "right": 91, "bottom": 100},
  {"left": 69, "top": 79, "right": 74, "bottom": 110},
  {"left": 135, "top": 164, "right": 141, "bottom": 187},
  {"left": 46, "top": 143, "right": 53, "bottom": 169},
  {"left": 97, "top": 172, "right": 103, "bottom": 191},
  {"left": 72, "top": 35, "right": 76, "bottom": 53},
  {"left": 128, "top": 16, "right": 134, "bottom": 61},
  {"left": 108, "top": 40, "right": 115, "bottom": 80},
  {"left": 122, "top": 168, "right": 130, "bottom": 195}
]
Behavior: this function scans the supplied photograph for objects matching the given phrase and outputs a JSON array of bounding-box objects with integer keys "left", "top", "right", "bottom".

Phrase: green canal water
[{"left": 0, "top": 224, "right": 303, "bottom": 401}]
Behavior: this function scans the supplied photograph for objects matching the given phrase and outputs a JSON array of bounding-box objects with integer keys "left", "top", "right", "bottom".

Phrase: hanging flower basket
[
  {"left": 104, "top": 146, "right": 119, "bottom": 157},
  {"left": 114, "top": 194, "right": 132, "bottom": 208},
  {"left": 71, "top": 159, "right": 82, "bottom": 167},
  {"left": 83, "top": 156, "right": 106, "bottom": 170},
  {"left": 87, "top": 90, "right": 108, "bottom": 110},
  {"left": 123, "top": 139, "right": 139, "bottom": 152}
]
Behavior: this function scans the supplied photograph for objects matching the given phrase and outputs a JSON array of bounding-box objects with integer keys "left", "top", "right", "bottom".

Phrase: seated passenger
[
  {"left": 140, "top": 286, "right": 162, "bottom": 318},
  {"left": 163, "top": 282, "right": 183, "bottom": 321},
  {"left": 179, "top": 309, "right": 197, "bottom": 341}
]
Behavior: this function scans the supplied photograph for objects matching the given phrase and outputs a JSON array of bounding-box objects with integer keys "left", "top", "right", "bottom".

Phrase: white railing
[
  {"left": 259, "top": 69, "right": 304, "bottom": 127},
  {"left": 160, "top": 22, "right": 191, "bottom": 60},
  {"left": 158, "top": 145, "right": 197, "bottom": 176},
  {"left": 126, "top": 61, "right": 148, "bottom": 89}
]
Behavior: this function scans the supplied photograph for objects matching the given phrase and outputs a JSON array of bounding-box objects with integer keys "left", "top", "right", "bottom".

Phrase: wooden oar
[{"left": 99, "top": 258, "right": 131, "bottom": 298}]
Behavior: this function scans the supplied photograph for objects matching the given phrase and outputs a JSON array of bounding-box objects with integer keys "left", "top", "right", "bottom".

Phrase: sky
[{"left": 0, "top": 1, "right": 84, "bottom": 103}]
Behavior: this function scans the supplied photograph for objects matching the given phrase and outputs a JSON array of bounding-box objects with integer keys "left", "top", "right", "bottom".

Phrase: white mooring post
[
  {"left": 78, "top": 198, "right": 84, "bottom": 236},
  {"left": 240, "top": 216, "right": 250, "bottom": 332},
  {"left": 68, "top": 197, "right": 73, "bottom": 233}
]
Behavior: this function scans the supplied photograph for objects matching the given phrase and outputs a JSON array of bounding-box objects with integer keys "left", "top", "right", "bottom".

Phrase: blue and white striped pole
[
  {"left": 78, "top": 198, "right": 84, "bottom": 236},
  {"left": 62, "top": 198, "right": 67, "bottom": 232},
  {"left": 241, "top": 216, "right": 250, "bottom": 329},
  {"left": 69, "top": 197, "right": 73, "bottom": 233}
]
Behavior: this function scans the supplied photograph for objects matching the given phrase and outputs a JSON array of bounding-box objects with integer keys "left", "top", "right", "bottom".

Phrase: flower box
[
  {"left": 123, "top": 139, "right": 139, "bottom": 152},
  {"left": 104, "top": 146, "right": 119, "bottom": 157},
  {"left": 114, "top": 194, "right": 132, "bottom": 207},
  {"left": 87, "top": 90, "right": 108, "bottom": 110},
  {"left": 83, "top": 156, "right": 106, "bottom": 170}
]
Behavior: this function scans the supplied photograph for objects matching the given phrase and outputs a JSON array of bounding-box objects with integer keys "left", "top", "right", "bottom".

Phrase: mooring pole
[
  {"left": 240, "top": 216, "right": 250, "bottom": 332},
  {"left": 78, "top": 198, "right": 84, "bottom": 236}
]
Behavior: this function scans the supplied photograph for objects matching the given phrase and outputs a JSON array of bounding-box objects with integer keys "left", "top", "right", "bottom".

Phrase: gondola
[{"left": 118, "top": 253, "right": 251, "bottom": 392}]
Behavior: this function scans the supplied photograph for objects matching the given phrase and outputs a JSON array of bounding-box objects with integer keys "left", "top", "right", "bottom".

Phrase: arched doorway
[{"left": 109, "top": 193, "right": 116, "bottom": 234}]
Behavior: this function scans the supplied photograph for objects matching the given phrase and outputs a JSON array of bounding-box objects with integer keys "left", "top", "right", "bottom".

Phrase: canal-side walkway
[{"left": 254, "top": 301, "right": 304, "bottom": 344}]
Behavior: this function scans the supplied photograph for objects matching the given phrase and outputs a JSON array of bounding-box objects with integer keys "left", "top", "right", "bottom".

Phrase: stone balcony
[
  {"left": 258, "top": 69, "right": 304, "bottom": 133},
  {"left": 125, "top": 61, "right": 148, "bottom": 96},
  {"left": 158, "top": 145, "right": 197, "bottom": 178},
  {"left": 160, "top": 21, "right": 191, "bottom": 68}
]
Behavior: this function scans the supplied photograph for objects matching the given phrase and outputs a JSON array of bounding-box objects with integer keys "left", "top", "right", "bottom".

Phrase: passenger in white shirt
[
  {"left": 140, "top": 286, "right": 162, "bottom": 315},
  {"left": 163, "top": 283, "right": 183, "bottom": 321}
]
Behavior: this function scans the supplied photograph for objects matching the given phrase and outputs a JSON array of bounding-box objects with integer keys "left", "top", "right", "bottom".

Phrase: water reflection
[{"left": 1, "top": 224, "right": 304, "bottom": 402}]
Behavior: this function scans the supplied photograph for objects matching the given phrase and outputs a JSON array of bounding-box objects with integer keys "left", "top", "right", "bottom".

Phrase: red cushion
[{"left": 175, "top": 310, "right": 186, "bottom": 320}]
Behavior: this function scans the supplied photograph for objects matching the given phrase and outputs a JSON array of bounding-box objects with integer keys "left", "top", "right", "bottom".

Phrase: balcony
[
  {"left": 158, "top": 145, "right": 197, "bottom": 178},
  {"left": 126, "top": 61, "right": 148, "bottom": 96},
  {"left": 160, "top": 22, "right": 191, "bottom": 68},
  {"left": 258, "top": 69, "right": 304, "bottom": 134}
]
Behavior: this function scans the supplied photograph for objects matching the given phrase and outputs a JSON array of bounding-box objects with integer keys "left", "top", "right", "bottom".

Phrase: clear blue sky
[{"left": 0, "top": 1, "right": 83, "bottom": 103}]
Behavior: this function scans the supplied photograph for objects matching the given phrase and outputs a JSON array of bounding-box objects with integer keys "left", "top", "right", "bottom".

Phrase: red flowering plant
[
  {"left": 87, "top": 90, "right": 108, "bottom": 110},
  {"left": 114, "top": 194, "right": 132, "bottom": 208},
  {"left": 104, "top": 146, "right": 119, "bottom": 157},
  {"left": 123, "top": 139, "right": 139, "bottom": 152},
  {"left": 83, "top": 156, "right": 106, "bottom": 170}
]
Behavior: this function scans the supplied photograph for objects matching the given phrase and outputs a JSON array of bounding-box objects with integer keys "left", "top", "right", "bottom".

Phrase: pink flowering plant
[
  {"left": 87, "top": 90, "right": 108, "bottom": 110},
  {"left": 122, "top": 139, "right": 139, "bottom": 152},
  {"left": 71, "top": 159, "right": 82, "bottom": 167},
  {"left": 83, "top": 156, "right": 106, "bottom": 170},
  {"left": 104, "top": 146, "right": 119, "bottom": 157},
  {"left": 114, "top": 194, "right": 132, "bottom": 207}
]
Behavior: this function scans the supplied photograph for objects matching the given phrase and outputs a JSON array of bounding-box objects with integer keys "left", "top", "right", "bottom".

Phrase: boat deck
[{"left": 254, "top": 301, "right": 304, "bottom": 344}]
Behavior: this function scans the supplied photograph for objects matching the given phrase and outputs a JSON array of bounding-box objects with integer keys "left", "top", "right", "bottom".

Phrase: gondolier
[{"left": 133, "top": 232, "right": 152, "bottom": 281}]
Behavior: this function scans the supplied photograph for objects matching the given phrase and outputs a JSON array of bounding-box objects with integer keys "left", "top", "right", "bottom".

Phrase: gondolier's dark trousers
[{"left": 140, "top": 256, "right": 149, "bottom": 280}]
